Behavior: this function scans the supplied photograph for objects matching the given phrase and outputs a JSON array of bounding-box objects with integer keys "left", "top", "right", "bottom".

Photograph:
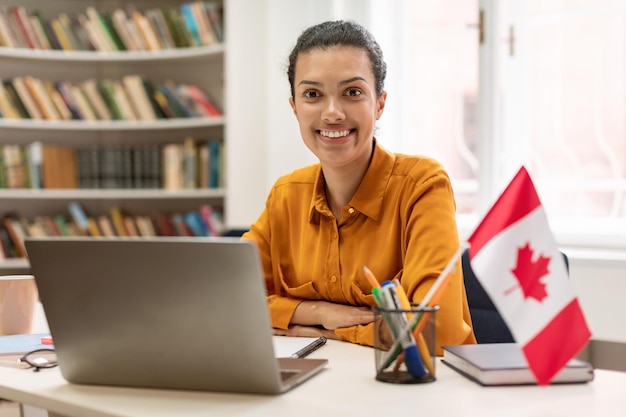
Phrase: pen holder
[{"left": 373, "top": 304, "right": 438, "bottom": 384}]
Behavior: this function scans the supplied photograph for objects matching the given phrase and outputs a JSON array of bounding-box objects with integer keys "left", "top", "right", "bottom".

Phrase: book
[
  {"left": 67, "top": 201, "right": 90, "bottom": 234},
  {"left": 12, "top": 76, "right": 43, "bottom": 119},
  {"left": 161, "top": 143, "right": 183, "bottom": 189},
  {"left": 0, "top": 333, "right": 52, "bottom": 356},
  {"left": 24, "top": 76, "right": 60, "bottom": 120},
  {"left": 4, "top": 8, "right": 27, "bottom": 48},
  {"left": 122, "top": 75, "right": 156, "bottom": 120},
  {"left": 41, "top": 145, "right": 78, "bottom": 189},
  {"left": 81, "top": 79, "right": 113, "bottom": 120},
  {"left": 2, "top": 144, "right": 26, "bottom": 188},
  {"left": 109, "top": 206, "right": 128, "bottom": 236},
  {"left": 97, "top": 215, "right": 116, "bottom": 237},
  {"left": 204, "top": 1, "right": 223, "bottom": 42},
  {"left": 55, "top": 81, "right": 82, "bottom": 120},
  {"left": 179, "top": 3, "right": 201, "bottom": 46},
  {"left": 44, "top": 81, "right": 73, "bottom": 120},
  {"left": 190, "top": 1, "right": 217, "bottom": 46},
  {"left": 9, "top": 6, "right": 38, "bottom": 49},
  {"left": 0, "top": 9, "right": 17, "bottom": 48},
  {"left": 145, "top": 8, "right": 175, "bottom": 49},
  {"left": 2, "top": 80, "right": 30, "bottom": 118},
  {"left": 0, "top": 80, "right": 21, "bottom": 119},
  {"left": 111, "top": 8, "right": 140, "bottom": 51},
  {"left": 442, "top": 343, "right": 594, "bottom": 386},
  {"left": 29, "top": 11, "right": 52, "bottom": 50},
  {"left": 26, "top": 141, "right": 43, "bottom": 189},
  {"left": 3, "top": 216, "right": 28, "bottom": 258},
  {"left": 111, "top": 80, "right": 138, "bottom": 120},
  {"left": 162, "top": 7, "right": 191, "bottom": 48},
  {"left": 132, "top": 9, "right": 160, "bottom": 51},
  {"left": 68, "top": 83, "right": 97, "bottom": 120}
]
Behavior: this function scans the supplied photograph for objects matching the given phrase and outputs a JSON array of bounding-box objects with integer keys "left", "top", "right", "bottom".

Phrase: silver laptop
[{"left": 24, "top": 237, "right": 328, "bottom": 394}]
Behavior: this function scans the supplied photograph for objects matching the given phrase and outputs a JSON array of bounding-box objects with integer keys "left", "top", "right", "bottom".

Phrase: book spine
[
  {"left": 9, "top": 6, "right": 39, "bottom": 49},
  {"left": 0, "top": 8, "right": 17, "bottom": 48},
  {"left": 11, "top": 77, "right": 43, "bottom": 119}
]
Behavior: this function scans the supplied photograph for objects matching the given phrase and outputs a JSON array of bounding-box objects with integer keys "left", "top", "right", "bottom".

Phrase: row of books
[
  {"left": 0, "top": 1, "right": 223, "bottom": 51},
  {"left": 0, "top": 74, "right": 222, "bottom": 121},
  {"left": 0, "top": 203, "right": 224, "bottom": 260},
  {"left": 0, "top": 139, "right": 223, "bottom": 190}
]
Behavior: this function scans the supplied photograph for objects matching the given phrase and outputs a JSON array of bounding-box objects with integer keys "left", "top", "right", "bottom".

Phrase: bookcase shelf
[
  {"left": 0, "top": 0, "right": 228, "bottom": 273},
  {"left": 0, "top": 116, "right": 224, "bottom": 131},
  {"left": 0, "top": 188, "right": 225, "bottom": 200},
  {"left": 0, "top": 44, "right": 225, "bottom": 62}
]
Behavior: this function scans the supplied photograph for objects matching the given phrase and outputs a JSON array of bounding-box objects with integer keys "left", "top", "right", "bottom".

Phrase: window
[{"left": 371, "top": 0, "right": 626, "bottom": 248}]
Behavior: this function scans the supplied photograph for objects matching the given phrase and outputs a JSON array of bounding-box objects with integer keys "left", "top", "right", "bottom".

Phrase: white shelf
[
  {"left": 0, "top": 44, "right": 225, "bottom": 62},
  {"left": 0, "top": 117, "right": 225, "bottom": 131},
  {"left": 0, "top": 258, "right": 30, "bottom": 274},
  {"left": 0, "top": 188, "right": 226, "bottom": 200}
]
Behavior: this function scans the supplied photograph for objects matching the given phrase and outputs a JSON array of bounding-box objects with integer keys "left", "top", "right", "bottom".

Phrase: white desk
[{"left": 0, "top": 339, "right": 625, "bottom": 417}]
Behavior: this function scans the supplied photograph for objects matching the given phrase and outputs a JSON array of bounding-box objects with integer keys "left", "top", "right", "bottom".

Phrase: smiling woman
[{"left": 242, "top": 20, "right": 476, "bottom": 355}]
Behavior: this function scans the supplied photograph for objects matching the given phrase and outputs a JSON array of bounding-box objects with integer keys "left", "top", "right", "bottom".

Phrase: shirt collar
[{"left": 308, "top": 140, "right": 395, "bottom": 222}]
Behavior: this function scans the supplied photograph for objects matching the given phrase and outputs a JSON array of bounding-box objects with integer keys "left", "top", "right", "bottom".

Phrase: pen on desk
[{"left": 290, "top": 336, "right": 327, "bottom": 359}]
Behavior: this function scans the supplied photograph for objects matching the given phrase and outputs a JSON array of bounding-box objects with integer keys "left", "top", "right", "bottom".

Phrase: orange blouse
[{"left": 243, "top": 141, "right": 476, "bottom": 354}]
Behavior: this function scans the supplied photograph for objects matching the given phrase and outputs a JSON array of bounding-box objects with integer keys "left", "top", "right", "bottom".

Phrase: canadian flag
[{"left": 467, "top": 166, "right": 591, "bottom": 385}]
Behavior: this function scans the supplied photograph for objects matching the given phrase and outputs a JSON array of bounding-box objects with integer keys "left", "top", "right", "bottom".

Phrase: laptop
[{"left": 24, "top": 237, "right": 328, "bottom": 394}]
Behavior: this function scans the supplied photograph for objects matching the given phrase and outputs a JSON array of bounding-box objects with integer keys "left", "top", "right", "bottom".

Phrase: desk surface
[{"left": 0, "top": 340, "right": 625, "bottom": 417}]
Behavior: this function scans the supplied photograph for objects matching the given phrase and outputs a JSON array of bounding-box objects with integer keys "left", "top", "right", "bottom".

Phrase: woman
[{"left": 242, "top": 20, "right": 476, "bottom": 354}]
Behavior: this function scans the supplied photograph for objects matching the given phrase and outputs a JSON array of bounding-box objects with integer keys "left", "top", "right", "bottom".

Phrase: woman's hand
[
  {"left": 292, "top": 300, "right": 375, "bottom": 330},
  {"left": 272, "top": 325, "right": 337, "bottom": 339}
]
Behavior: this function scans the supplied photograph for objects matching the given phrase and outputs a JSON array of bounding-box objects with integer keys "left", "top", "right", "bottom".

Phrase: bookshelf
[{"left": 0, "top": 0, "right": 227, "bottom": 273}]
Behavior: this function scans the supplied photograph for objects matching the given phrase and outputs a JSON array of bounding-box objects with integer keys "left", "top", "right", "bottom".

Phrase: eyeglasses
[{"left": 18, "top": 349, "right": 58, "bottom": 372}]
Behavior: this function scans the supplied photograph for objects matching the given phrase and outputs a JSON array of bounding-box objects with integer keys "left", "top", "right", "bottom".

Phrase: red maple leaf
[{"left": 506, "top": 243, "right": 551, "bottom": 302}]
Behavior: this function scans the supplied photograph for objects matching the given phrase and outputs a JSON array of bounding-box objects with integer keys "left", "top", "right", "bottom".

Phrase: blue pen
[{"left": 379, "top": 281, "right": 426, "bottom": 378}]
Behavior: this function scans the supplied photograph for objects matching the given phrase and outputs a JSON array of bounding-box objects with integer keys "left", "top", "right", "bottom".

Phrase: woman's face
[{"left": 289, "top": 46, "right": 386, "bottom": 170}]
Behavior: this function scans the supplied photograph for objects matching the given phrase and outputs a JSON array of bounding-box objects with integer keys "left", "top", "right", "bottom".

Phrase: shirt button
[
  {"left": 330, "top": 275, "right": 337, "bottom": 283},
  {"left": 348, "top": 207, "right": 355, "bottom": 214}
]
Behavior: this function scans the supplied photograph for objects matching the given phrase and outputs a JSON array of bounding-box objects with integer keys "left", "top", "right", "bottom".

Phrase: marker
[
  {"left": 392, "top": 280, "right": 434, "bottom": 376},
  {"left": 380, "top": 281, "right": 425, "bottom": 377},
  {"left": 378, "top": 244, "right": 468, "bottom": 372},
  {"left": 363, "top": 265, "right": 386, "bottom": 307}
]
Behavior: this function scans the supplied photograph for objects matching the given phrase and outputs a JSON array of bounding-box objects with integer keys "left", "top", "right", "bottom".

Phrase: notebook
[
  {"left": 442, "top": 343, "right": 594, "bottom": 386},
  {"left": 24, "top": 237, "right": 328, "bottom": 394}
]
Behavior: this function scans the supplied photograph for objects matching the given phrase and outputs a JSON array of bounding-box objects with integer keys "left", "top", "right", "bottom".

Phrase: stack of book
[
  {"left": 0, "top": 1, "right": 223, "bottom": 51},
  {"left": 0, "top": 203, "right": 224, "bottom": 260},
  {"left": 0, "top": 138, "right": 223, "bottom": 190},
  {"left": 0, "top": 75, "right": 221, "bottom": 121}
]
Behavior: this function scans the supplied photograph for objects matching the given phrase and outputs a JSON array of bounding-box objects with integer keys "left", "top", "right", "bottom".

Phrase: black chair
[{"left": 462, "top": 249, "right": 569, "bottom": 344}]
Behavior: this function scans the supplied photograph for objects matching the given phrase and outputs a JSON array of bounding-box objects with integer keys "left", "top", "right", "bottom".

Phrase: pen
[
  {"left": 391, "top": 280, "right": 434, "bottom": 376},
  {"left": 363, "top": 265, "right": 386, "bottom": 308},
  {"left": 290, "top": 336, "right": 327, "bottom": 358},
  {"left": 362, "top": 265, "right": 381, "bottom": 289},
  {"left": 379, "top": 281, "right": 426, "bottom": 377},
  {"left": 378, "top": 244, "right": 468, "bottom": 372}
]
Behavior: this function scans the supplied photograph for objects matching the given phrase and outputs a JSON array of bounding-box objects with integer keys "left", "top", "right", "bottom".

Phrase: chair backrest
[{"left": 462, "top": 249, "right": 569, "bottom": 344}]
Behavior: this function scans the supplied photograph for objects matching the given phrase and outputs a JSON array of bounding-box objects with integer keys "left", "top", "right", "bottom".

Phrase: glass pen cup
[{"left": 373, "top": 303, "right": 438, "bottom": 384}]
